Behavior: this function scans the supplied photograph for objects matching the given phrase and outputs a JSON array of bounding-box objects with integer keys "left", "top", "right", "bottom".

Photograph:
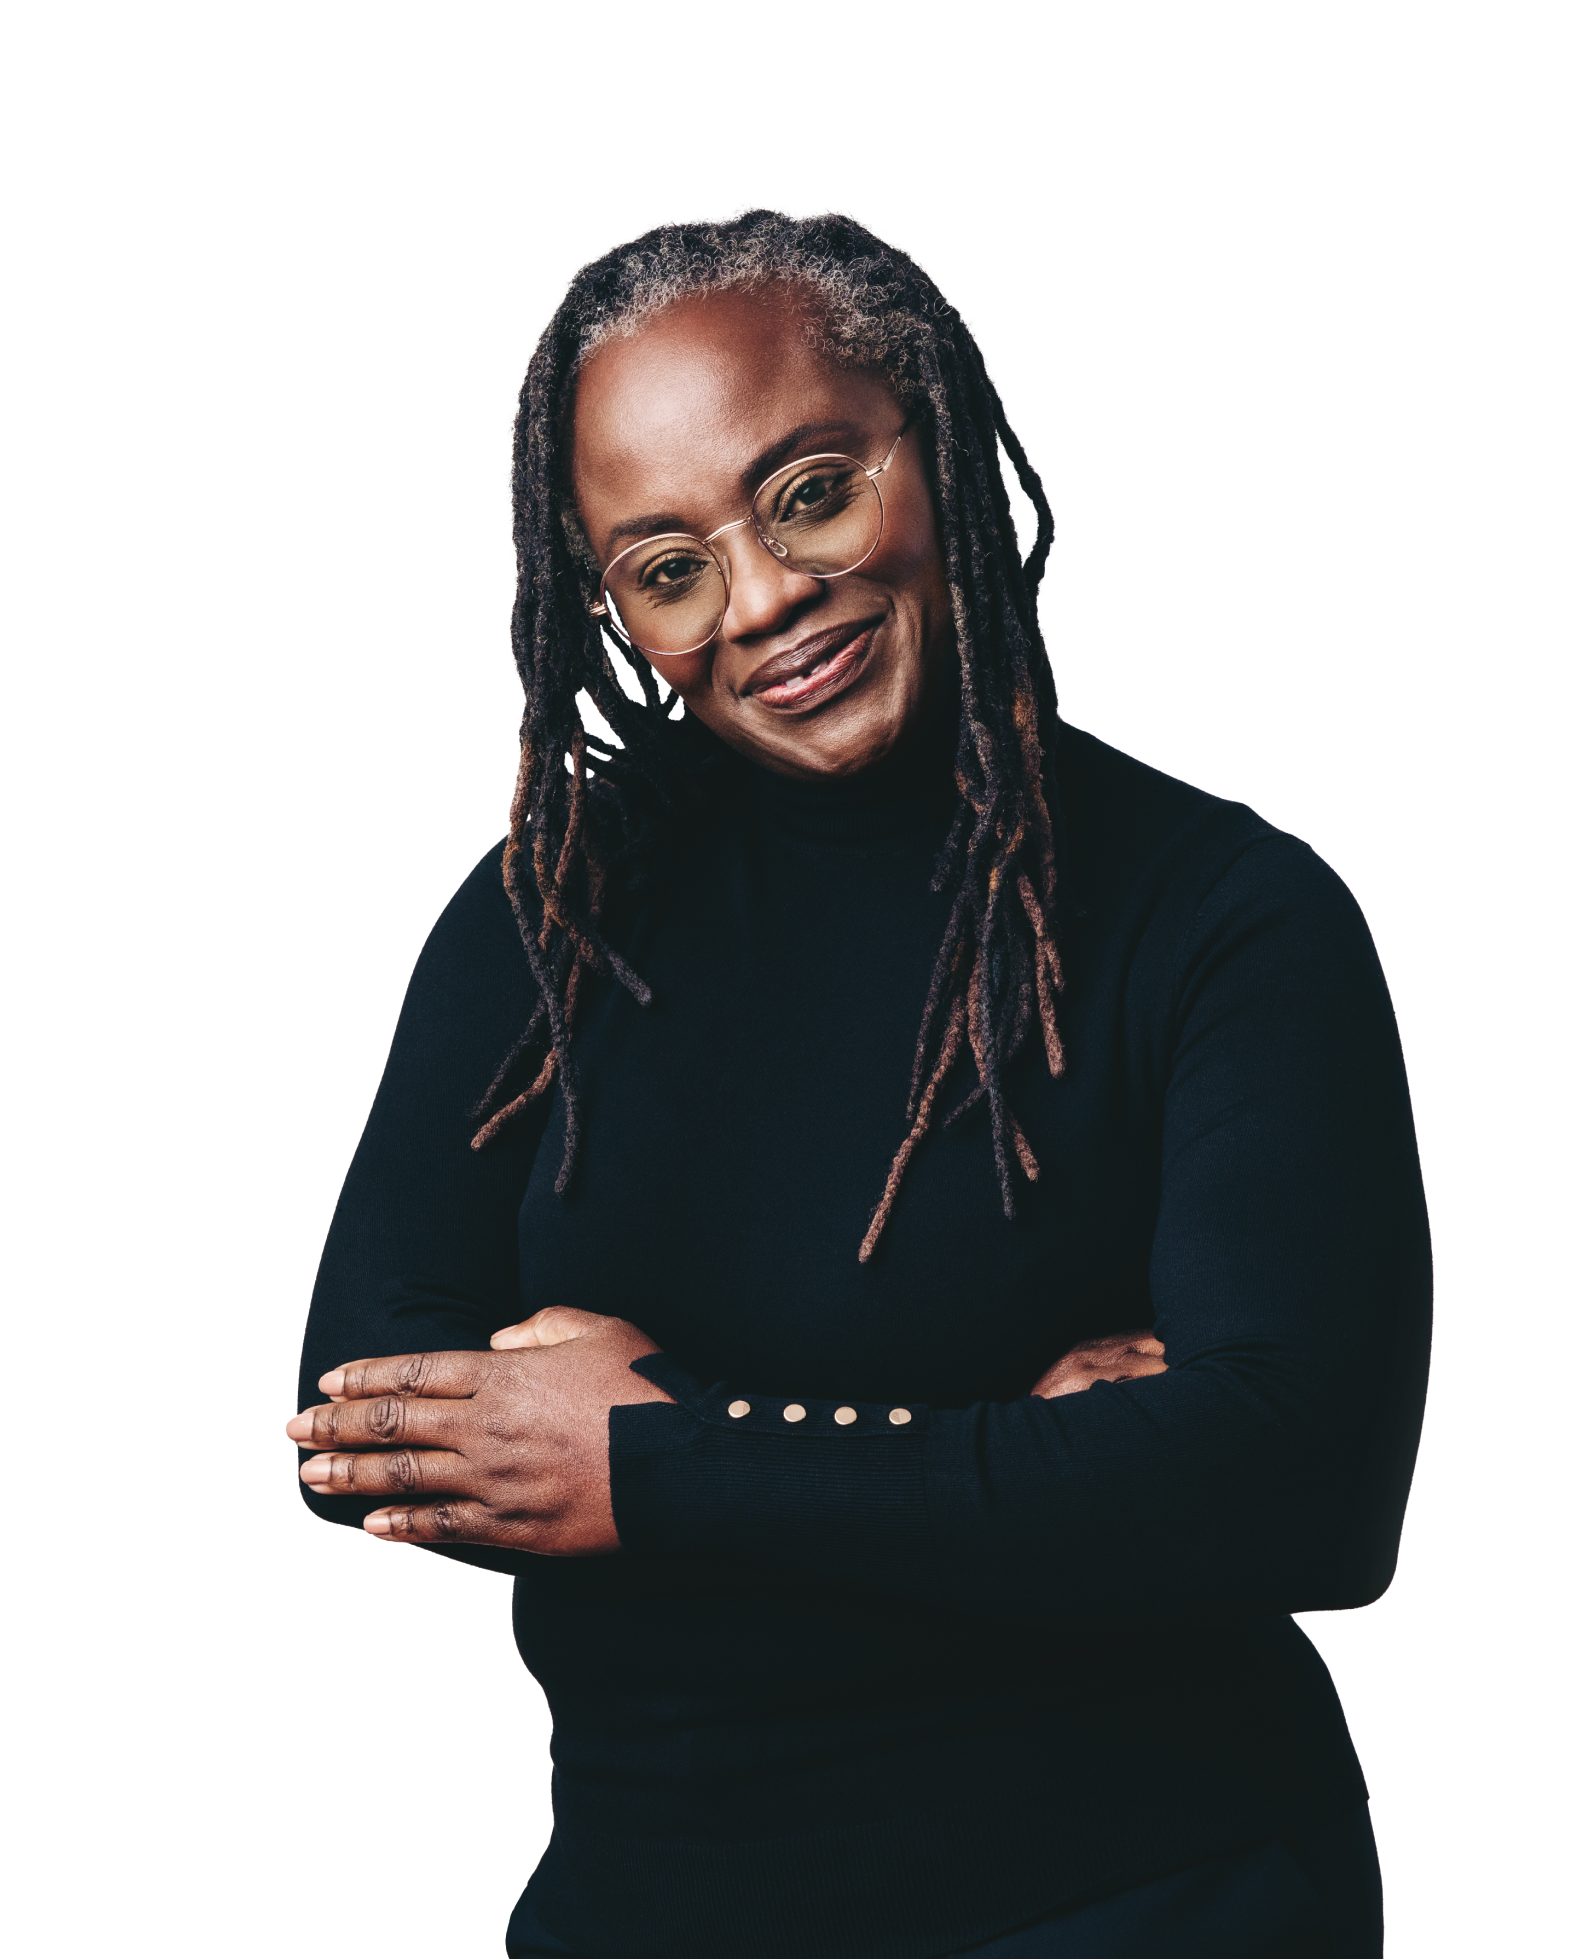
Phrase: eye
[
  {"left": 634, "top": 552, "right": 709, "bottom": 587},
  {"left": 789, "top": 472, "right": 838, "bottom": 510},
  {"left": 769, "top": 462, "right": 863, "bottom": 530}
]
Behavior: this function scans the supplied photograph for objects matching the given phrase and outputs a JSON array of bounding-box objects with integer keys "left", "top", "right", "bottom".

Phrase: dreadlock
[{"left": 470, "top": 210, "right": 1069, "bottom": 1258}]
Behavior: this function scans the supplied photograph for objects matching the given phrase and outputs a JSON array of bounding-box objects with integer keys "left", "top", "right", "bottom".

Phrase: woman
[{"left": 290, "top": 212, "right": 1430, "bottom": 1958}]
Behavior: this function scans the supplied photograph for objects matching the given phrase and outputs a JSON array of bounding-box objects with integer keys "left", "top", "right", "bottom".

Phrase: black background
[{"left": 266, "top": 176, "right": 1442, "bottom": 1951}]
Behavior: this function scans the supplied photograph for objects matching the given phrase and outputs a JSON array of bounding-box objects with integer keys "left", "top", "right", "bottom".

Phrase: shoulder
[
  {"left": 411, "top": 840, "right": 522, "bottom": 968},
  {"left": 1175, "top": 828, "right": 1384, "bottom": 1024},
  {"left": 1057, "top": 723, "right": 1265, "bottom": 890},
  {"left": 431, "top": 840, "right": 518, "bottom": 939},
  {"left": 398, "top": 841, "right": 531, "bottom": 1032},
  {"left": 1055, "top": 723, "right": 1380, "bottom": 987}
]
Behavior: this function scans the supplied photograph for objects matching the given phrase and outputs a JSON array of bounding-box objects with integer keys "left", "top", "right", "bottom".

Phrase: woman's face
[{"left": 570, "top": 288, "right": 954, "bottom": 780}]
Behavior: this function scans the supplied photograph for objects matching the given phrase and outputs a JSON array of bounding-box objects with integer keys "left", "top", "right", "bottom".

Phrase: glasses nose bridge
[
  {"left": 704, "top": 513, "right": 790, "bottom": 598},
  {"left": 703, "top": 512, "right": 753, "bottom": 549}
]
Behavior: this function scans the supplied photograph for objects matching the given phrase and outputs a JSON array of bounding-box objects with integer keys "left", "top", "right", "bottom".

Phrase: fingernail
[
  {"left": 364, "top": 1512, "right": 393, "bottom": 1537},
  {"left": 318, "top": 1368, "right": 345, "bottom": 1396},
  {"left": 299, "top": 1456, "right": 333, "bottom": 1486},
  {"left": 286, "top": 1415, "right": 314, "bottom": 1443}
]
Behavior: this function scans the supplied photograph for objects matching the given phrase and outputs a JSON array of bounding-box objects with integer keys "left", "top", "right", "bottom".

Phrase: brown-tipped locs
[{"left": 469, "top": 211, "right": 1069, "bottom": 1253}]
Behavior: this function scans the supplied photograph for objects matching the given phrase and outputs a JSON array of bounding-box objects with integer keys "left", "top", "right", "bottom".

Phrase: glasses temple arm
[{"left": 867, "top": 430, "right": 906, "bottom": 479}]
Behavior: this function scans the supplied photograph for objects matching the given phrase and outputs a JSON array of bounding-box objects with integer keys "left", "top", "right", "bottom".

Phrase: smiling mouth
[{"left": 751, "top": 623, "right": 879, "bottom": 711}]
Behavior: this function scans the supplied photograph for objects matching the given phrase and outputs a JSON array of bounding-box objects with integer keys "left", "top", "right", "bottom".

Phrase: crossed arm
[
  {"left": 286, "top": 1309, "right": 1166, "bottom": 1557},
  {"left": 293, "top": 836, "right": 1429, "bottom": 1614}
]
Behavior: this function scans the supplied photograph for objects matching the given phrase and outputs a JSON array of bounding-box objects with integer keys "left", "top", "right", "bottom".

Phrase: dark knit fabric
[
  {"left": 298, "top": 722, "right": 1430, "bottom": 1959},
  {"left": 506, "top": 1804, "right": 1382, "bottom": 1958}
]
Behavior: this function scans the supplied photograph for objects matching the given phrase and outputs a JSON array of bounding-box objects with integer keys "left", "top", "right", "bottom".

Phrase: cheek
[
  {"left": 640, "top": 648, "right": 713, "bottom": 697},
  {"left": 874, "top": 479, "right": 946, "bottom": 598}
]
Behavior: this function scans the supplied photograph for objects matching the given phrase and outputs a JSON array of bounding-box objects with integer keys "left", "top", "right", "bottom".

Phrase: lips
[{"left": 749, "top": 620, "right": 879, "bottom": 711}]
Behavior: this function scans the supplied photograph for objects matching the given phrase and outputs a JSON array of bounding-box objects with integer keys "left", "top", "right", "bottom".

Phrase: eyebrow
[{"left": 599, "top": 420, "right": 873, "bottom": 562}]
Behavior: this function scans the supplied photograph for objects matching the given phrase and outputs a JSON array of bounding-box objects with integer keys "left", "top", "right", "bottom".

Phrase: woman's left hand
[
  {"left": 1029, "top": 1330, "right": 1167, "bottom": 1398},
  {"left": 287, "top": 1307, "right": 672, "bottom": 1555}
]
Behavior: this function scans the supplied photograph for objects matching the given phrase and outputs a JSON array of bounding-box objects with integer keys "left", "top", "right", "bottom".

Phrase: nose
[{"left": 717, "top": 526, "right": 824, "bottom": 643}]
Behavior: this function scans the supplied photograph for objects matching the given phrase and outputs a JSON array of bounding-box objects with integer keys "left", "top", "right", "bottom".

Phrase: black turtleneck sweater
[{"left": 298, "top": 721, "right": 1430, "bottom": 1959}]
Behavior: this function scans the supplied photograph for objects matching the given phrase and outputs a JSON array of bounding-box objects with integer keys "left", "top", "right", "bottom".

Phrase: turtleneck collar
[{"left": 731, "top": 697, "right": 961, "bottom": 845}]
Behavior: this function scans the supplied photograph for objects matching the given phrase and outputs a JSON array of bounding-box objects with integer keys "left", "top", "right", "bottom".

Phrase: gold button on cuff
[
  {"left": 888, "top": 1407, "right": 913, "bottom": 1426},
  {"left": 783, "top": 1403, "right": 807, "bottom": 1423},
  {"left": 728, "top": 1399, "right": 751, "bottom": 1419},
  {"left": 834, "top": 1406, "right": 858, "bottom": 1426}
]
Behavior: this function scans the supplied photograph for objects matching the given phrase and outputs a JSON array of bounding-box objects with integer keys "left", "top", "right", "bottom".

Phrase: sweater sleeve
[
  {"left": 609, "top": 835, "right": 1433, "bottom": 1621},
  {"left": 296, "top": 843, "right": 547, "bottom": 1577}
]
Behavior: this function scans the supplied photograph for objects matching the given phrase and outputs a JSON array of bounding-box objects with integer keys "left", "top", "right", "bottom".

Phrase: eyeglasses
[{"left": 589, "top": 429, "right": 907, "bottom": 657}]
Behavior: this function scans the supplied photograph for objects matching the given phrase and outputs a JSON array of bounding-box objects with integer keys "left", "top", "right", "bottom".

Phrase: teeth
[{"left": 770, "top": 649, "right": 838, "bottom": 692}]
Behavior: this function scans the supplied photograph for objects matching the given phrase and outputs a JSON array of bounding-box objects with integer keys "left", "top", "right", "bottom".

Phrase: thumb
[{"left": 490, "top": 1305, "right": 612, "bottom": 1350}]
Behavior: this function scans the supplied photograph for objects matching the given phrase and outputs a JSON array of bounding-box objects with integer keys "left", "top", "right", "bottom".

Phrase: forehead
[{"left": 570, "top": 287, "right": 899, "bottom": 525}]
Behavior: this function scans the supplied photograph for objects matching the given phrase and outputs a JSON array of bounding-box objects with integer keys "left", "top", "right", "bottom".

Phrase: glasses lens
[
  {"left": 601, "top": 534, "right": 726, "bottom": 656},
  {"left": 753, "top": 455, "right": 883, "bottom": 578}
]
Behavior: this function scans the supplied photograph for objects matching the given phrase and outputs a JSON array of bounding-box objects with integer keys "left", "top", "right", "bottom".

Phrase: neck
[{"left": 732, "top": 696, "right": 961, "bottom": 844}]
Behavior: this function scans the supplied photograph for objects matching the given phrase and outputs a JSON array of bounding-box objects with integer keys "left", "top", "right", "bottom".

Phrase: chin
[{"left": 790, "top": 705, "right": 909, "bottom": 777}]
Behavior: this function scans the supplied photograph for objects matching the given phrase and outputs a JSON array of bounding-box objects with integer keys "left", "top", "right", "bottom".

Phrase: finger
[
  {"left": 1041, "top": 1372, "right": 1154, "bottom": 1399},
  {"left": 364, "top": 1499, "right": 500, "bottom": 1545},
  {"left": 300, "top": 1448, "right": 468, "bottom": 1499},
  {"left": 1074, "top": 1354, "right": 1169, "bottom": 1391},
  {"left": 287, "top": 1391, "right": 466, "bottom": 1452},
  {"left": 1041, "top": 1371, "right": 1097, "bottom": 1398},
  {"left": 491, "top": 1306, "right": 610, "bottom": 1351},
  {"left": 1031, "top": 1353, "right": 1169, "bottom": 1398},
  {"left": 316, "top": 1348, "right": 490, "bottom": 1401}
]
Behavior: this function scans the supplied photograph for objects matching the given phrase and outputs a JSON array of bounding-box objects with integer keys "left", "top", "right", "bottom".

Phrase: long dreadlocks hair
[{"left": 470, "top": 211, "right": 1069, "bottom": 1262}]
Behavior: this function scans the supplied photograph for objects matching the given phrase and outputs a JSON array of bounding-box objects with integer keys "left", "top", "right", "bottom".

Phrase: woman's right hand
[{"left": 1029, "top": 1330, "right": 1166, "bottom": 1398}]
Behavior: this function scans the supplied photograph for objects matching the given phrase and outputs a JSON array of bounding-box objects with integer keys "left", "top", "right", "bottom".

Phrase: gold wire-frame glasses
[{"left": 589, "top": 428, "right": 907, "bottom": 657}]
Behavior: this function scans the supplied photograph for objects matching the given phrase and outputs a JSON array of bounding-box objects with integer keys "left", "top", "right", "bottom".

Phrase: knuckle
[
  {"left": 432, "top": 1503, "right": 464, "bottom": 1541},
  {"left": 396, "top": 1353, "right": 433, "bottom": 1394},
  {"left": 391, "top": 1451, "right": 421, "bottom": 1493},
  {"left": 369, "top": 1396, "right": 404, "bottom": 1443}
]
